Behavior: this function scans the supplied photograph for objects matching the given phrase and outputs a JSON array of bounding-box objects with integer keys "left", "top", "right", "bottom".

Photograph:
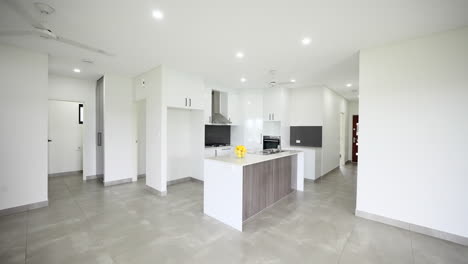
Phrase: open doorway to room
[
  {"left": 136, "top": 100, "right": 147, "bottom": 183},
  {"left": 48, "top": 100, "right": 84, "bottom": 177}
]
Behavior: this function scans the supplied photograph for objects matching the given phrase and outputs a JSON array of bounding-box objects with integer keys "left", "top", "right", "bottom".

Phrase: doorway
[
  {"left": 136, "top": 100, "right": 146, "bottom": 181},
  {"left": 48, "top": 100, "right": 84, "bottom": 175},
  {"left": 352, "top": 115, "right": 359, "bottom": 162},
  {"left": 339, "top": 112, "right": 346, "bottom": 166}
]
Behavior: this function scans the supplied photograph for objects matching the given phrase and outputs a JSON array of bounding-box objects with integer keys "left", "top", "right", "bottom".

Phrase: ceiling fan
[
  {"left": 0, "top": 0, "right": 114, "bottom": 56},
  {"left": 267, "top": 70, "right": 295, "bottom": 87}
]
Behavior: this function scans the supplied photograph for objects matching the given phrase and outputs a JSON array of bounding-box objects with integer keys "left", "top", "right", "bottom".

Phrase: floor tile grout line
[
  {"left": 70, "top": 181, "right": 114, "bottom": 260},
  {"left": 410, "top": 231, "right": 416, "bottom": 264},
  {"left": 67, "top": 174, "right": 124, "bottom": 264},
  {"left": 336, "top": 222, "right": 356, "bottom": 264}
]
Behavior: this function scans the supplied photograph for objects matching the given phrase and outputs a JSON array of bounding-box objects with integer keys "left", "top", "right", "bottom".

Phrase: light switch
[{"left": 296, "top": 140, "right": 301, "bottom": 143}]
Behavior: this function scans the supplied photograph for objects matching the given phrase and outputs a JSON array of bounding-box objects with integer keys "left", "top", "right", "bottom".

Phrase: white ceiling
[{"left": 1, "top": 0, "right": 468, "bottom": 100}]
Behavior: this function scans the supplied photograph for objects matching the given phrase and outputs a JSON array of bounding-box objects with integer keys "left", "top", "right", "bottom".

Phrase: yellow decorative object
[{"left": 235, "top": 145, "right": 247, "bottom": 158}]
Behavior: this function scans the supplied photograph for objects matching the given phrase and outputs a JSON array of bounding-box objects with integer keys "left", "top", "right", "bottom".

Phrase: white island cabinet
[{"left": 204, "top": 151, "right": 304, "bottom": 231}]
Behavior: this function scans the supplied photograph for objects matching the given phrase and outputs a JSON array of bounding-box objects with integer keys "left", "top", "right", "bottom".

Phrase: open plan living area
[{"left": 1, "top": 0, "right": 468, "bottom": 263}]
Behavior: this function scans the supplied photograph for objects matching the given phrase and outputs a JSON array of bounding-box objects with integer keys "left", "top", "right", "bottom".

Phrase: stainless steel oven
[{"left": 263, "top": 136, "right": 281, "bottom": 150}]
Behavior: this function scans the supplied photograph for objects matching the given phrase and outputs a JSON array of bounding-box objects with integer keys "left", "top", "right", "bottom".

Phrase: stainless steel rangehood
[{"left": 211, "top": 90, "right": 232, "bottom": 124}]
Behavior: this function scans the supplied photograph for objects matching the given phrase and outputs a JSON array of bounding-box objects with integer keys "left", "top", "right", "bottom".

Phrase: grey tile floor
[{"left": 1, "top": 164, "right": 467, "bottom": 264}]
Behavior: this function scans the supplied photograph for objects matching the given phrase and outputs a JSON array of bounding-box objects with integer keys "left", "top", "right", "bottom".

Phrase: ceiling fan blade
[
  {"left": 55, "top": 36, "right": 114, "bottom": 56},
  {"left": 4, "top": 0, "right": 46, "bottom": 29},
  {"left": 0, "top": 30, "right": 38, "bottom": 37}
]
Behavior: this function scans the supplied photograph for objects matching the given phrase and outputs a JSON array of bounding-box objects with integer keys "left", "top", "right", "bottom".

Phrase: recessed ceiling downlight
[
  {"left": 152, "top": 9, "right": 164, "bottom": 20},
  {"left": 346, "top": 83, "right": 352, "bottom": 87},
  {"left": 290, "top": 79, "right": 296, "bottom": 83},
  {"left": 240, "top": 77, "right": 247, "bottom": 83},
  {"left": 301, "top": 37, "right": 311, "bottom": 45},
  {"left": 236, "top": 52, "right": 244, "bottom": 58},
  {"left": 73, "top": 68, "right": 81, "bottom": 73}
]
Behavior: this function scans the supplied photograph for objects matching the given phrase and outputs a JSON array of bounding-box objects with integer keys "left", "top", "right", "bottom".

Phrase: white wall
[
  {"left": 0, "top": 44, "right": 48, "bottom": 210},
  {"left": 322, "top": 87, "right": 348, "bottom": 175},
  {"left": 167, "top": 108, "right": 192, "bottom": 181},
  {"left": 103, "top": 74, "right": 137, "bottom": 183},
  {"left": 48, "top": 74, "right": 96, "bottom": 179},
  {"left": 347, "top": 101, "right": 359, "bottom": 161},
  {"left": 48, "top": 100, "right": 83, "bottom": 174},
  {"left": 287, "top": 86, "right": 347, "bottom": 176},
  {"left": 357, "top": 27, "right": 468, "bottom": 238},
  {"left": 238, "top": 89, "right": 264, "bottom": 151},
  {"left": 167, "top": 108, "right": 204, "bottom": 181},
  {"left": 136, "top": 100, "right": 146, "bottom": 176},
  {"left": 289, "top": 87, "right": 323, "bottom": 126},
  {"left": 134, "top": 66, "right": 165, "bottom": 192}
]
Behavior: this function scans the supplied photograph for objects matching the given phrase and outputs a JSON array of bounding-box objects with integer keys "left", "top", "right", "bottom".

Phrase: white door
[{"left": 48, "top": 100, "right": 83, "bottom": 174}]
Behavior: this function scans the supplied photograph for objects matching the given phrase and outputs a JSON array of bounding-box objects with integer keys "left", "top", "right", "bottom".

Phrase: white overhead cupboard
[
  {"left": 164, "top": 67, "right": 205, "bottom": 110},
  {"left": 263, "top": 87, "right": 288, "bottom": 122},
  {"left": 227, "top": 91, "right": 240, "bottom": 125}
]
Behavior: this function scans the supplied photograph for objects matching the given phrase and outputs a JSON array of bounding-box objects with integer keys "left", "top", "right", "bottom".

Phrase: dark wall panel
[
  {"left": 290, "top": 126, "right": 322, "bottom": 147},
  {"left": 205, "top": 125, "right": 230, "bottom": 146}
]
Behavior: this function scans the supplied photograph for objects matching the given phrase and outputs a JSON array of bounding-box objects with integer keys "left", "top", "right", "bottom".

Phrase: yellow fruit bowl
[{"left": 235, "top": 145, "right": 247, "bottom": 158}]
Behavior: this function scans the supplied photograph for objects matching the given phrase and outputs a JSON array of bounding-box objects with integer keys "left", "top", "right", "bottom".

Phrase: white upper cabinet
[
  {"left": 263, "top": 87, "right": 288, "bottom": 122},
  {"left": 164, "top": 67, "right": 205, "bottom": 110},
  {"left": 227, "top": 91, "right": 240, "bottom": 125}
]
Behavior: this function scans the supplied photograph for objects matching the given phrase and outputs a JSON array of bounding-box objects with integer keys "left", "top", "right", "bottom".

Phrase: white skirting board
[
  {"left": 355, "top": 210, "right": 468, "bottom": 246},
  {"left": 0, "top": 200, "right": 48, "bottom": 217}
]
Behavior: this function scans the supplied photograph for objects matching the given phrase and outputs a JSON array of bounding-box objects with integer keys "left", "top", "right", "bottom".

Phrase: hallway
[{"left": 1, "top": 164, "right": 467, "bottom": 264}]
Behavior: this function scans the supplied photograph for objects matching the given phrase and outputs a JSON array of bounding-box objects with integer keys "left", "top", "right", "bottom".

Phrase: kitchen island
[{"left": 204, "top": 151, "right": 304, "bottom": 231}]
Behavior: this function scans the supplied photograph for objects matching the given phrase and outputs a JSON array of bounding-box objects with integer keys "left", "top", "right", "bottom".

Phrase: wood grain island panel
[{"left": 242, "top": 156, "right": 293, "bottom": 221}]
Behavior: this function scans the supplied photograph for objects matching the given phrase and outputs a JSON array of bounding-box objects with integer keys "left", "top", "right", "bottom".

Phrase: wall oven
[{"left": 263, "top": 136, "right": 281, "bottom": 150}]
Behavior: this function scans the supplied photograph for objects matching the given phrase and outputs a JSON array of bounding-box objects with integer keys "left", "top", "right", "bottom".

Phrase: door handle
[
  {"left": 48, "top": 139, "right": 52, "bottom": 142},
  {"left": 97, "top": 132, "right": 102, "bottom": 146},
  {"left": 272, "top": 113, "right": 274, "bottom": 120}
]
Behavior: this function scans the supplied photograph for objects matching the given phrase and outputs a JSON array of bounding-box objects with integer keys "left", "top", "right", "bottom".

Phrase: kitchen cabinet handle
[
  {"left": 97, "top": 132, "right": 102, "bottom": 146},
  {"left": 185, "top": 98, "right": 187, "bottom": 106},
  {"left": 189, "top": 98, "right": 192, "bottom": 107},
  {"left": 269, "top": 113, "right": 271, "bottom": 120}
]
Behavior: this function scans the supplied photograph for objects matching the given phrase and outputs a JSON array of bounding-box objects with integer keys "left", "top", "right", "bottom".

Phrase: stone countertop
[{"left": 205, "top": 150, "right": 302, "bottom": 166}]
